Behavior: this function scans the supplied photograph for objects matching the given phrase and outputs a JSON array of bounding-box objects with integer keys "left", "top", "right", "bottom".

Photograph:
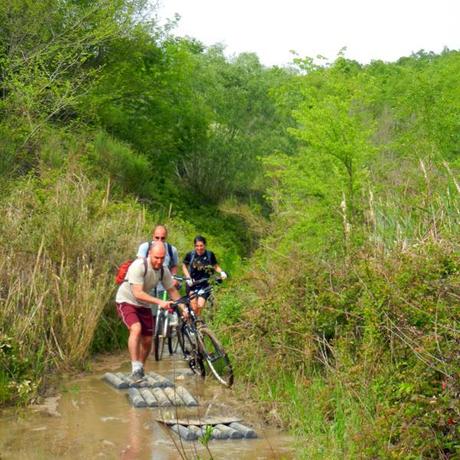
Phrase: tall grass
[
  {"left": 218, "top": 160, "right": 460, "bottom": 458},
  {"left": 0, "top": 171, "right": 150, "bottom": 403}
]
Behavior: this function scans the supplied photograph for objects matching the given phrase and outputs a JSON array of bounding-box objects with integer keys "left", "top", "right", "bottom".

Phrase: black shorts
[{"left": 186, "top": 283, "right": 211, "bottom": 300}]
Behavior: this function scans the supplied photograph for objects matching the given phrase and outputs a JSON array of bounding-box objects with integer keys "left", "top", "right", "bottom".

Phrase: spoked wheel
[
  {"left": 198, "top": 327, "right": 233, "bottom": 387},
  {"left": 168, "top": 325, "right": 181, "bottom": 355},
  {"left": 203, "top": 295, "right": 216, "bottom": 324},
  {"left": 181, "top": 326, "right": 205, "bottom": 377},
  {"left": 154, "top": 313, "right": 167, "bottom": 361}
]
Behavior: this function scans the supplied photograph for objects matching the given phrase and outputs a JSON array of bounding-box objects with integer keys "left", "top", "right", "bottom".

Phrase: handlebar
[
  {"left": 170, "top": 285, "right": 212, "bottom": 308},
  {"left": 173, "top": 275, "right": 224, "bottom": 286}
]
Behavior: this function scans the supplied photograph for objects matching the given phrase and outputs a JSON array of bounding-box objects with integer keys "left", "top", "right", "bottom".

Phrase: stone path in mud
[
  {"left": 103, "top": 369, "right": 258, "bottom": 441},
  {"left": 0, "top": 353, "right": 294, "bottom": 459}
]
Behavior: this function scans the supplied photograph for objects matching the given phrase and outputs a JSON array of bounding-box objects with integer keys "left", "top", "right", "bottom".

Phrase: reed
[{"left": 0, "top": 171, "right": 150, "bottom": 403}]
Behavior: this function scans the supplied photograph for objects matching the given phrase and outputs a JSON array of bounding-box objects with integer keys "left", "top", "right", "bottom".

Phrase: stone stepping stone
[
  {"left": 128, "top": 386, "right": 198, "bottom": 408},
  {"left": 147, "top": 371, "right": 174, "bottom": 388},
  {"left": 157, "top": 416, "right": 257, "bottom": 441},
  {"left": 103, "top": 372, "right": 174, "bottom": 389}
]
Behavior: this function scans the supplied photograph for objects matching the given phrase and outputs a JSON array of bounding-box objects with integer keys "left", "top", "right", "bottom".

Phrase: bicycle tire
[
  {"left": 177, "top": 323, "right": 185, "bottom": 354},
  {"left": 168, "top": 325, "right": 181, "bottom": 354},
  {"left": 182, "top": 326, "right": 205, "bottom": 377},
  {"left": 198, "top": 327, "right": 233, "bottom": 387},
  {"left": 154, "top": 313, "right": 166, "bottom": 361}
]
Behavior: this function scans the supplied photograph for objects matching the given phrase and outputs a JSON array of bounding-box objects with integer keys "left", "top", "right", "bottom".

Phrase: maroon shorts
[{"left": 116, "top": 302, "right": 153, "bottom": 336}]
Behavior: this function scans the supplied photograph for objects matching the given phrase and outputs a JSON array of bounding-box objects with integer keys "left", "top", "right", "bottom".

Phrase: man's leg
[
  {"left": 127, "top": 322, "right": 143, "bottom": 361},
  {"left": 140, "top": 335, "right": 153, "bottom": 365},
  {"left": 117, "top": 303, "right": 152, "bottom": 378},
  {"left": 195, "top": 296, "right": 206, "bottom": 316}
]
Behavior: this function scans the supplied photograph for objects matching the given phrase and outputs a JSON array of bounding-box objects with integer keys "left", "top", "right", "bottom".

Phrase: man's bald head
[
  {"left": 152, "top": 225, "right": 168, "bottom": 242},
  {"left": 149, "top": 241, "right": 166, "bottom": 269}
]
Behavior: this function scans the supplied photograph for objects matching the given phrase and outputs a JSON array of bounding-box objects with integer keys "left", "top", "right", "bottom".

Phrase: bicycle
[
  {"left": 170, "top": 286, "right": 234, "bottom": 387},
  {"left": 153, "top": 290, "right": 181, "bottom": 361}
]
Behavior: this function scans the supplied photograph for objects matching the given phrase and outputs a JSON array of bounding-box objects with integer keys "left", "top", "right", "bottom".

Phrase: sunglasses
[{"left": 154, "top": 236, "right": 166, "bottom": 241}]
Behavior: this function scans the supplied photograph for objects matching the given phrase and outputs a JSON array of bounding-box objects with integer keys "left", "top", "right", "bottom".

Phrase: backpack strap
[
  {"left": 123, "top": 257, "right": 148, "bottom": 284},
  {"left": 189, "top": 250, "right": 213, "bottom": 270},
  {"left": 189, "top": 250, "right": 196, "bottom": 267},
  {"left": 166, "top": 243, "right": 174, "bottom": 269},
  {"left": 160, "top": 266, "right": 164, "bottom": 281}
]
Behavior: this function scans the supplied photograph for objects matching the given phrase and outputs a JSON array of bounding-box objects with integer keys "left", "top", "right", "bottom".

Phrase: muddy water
[{"left": 0, "top": 353, "right": 294, "bottom": 459}]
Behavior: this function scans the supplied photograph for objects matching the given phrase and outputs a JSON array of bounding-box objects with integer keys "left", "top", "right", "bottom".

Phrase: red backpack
[{"left": 115, "top": 258, "right": 148, "bottom": 285}]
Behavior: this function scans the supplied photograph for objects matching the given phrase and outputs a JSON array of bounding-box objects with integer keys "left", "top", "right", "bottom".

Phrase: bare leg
[
  {"left": 140, "top": 335, "right": 152, "bottom": 365},
  {"left": 128, "top": 322, "right": 142, "bottom": 361},
  {"left": 194, "top": 297, "right": 207, "bottom": 316},
  {"left": 190, "top": 296, "right": 199, "bottom": 315}
]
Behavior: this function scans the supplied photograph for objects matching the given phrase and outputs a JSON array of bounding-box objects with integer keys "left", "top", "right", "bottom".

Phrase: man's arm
[
  {"left": 170, "top": 264, "right": 179, "bottom": 287},
  {"left": 182, "top": 263, "right": 191, "bottom": 279},
  {"left": 166, "top": 286, "right": 188, "bottom": 318},
  {"left": 213, "top": 263, "right": 227, "bottom": 279},
  {"left": 131, "top": 284, "right": 169, "bottom": 309}
]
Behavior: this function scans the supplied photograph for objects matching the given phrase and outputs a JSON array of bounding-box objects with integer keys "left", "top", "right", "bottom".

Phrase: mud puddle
[{"left": 0, "top": 353, "right": 294, "bottom": 459}]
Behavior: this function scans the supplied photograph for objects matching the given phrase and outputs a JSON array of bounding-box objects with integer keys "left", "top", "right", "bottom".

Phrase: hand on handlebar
[
  {"left": 220, "top": 271, "right": 227, "bottom": 280},
  {"left": 185, "top": 277, "right": 193, "bottom": 287},
  {"left": 159, "top": 300, "right": 172, "bottom": 309}
]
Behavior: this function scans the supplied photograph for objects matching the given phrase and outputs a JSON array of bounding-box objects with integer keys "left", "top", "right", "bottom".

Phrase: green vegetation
[
  {"left": 218, "top": 51, "right": 460, "bottom": 458},
  {"left": 0, "top": 1, "right": 459, "bottom": 457}
]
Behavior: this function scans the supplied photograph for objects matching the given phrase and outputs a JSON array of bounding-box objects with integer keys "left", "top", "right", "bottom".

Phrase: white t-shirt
[{"left": 115, "top": 258, "right": 174, "bottom": 307}]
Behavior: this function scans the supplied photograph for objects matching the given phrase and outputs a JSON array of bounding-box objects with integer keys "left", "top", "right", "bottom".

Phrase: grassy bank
[{"left": 215, "top": 164, "right": 460, "bottom": 459}]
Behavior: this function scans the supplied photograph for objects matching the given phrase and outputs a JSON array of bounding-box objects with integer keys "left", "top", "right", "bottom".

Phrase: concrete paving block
[
  {"left": 211, "top": 426, "right": 229, "bottom": 440},
  {"left": 171, "top": 424, "right": 197, "bottom": 441},
  {"left": 163, "top": 387, "right": 184, "bottom": 406},
  {"left": 188, "top": 425, "right": 204, "bottom": 438},
  {"left": 128, "top": 388, "right": 147, "bottom": 408},
  {"left": 229, "top": 422, "right": 257, "bottom": 438},
  {"left": 139, "top": 388, "right": 158, "bottom": 407},
  {"left": 148, "top": 371, "right": 174, "bottom": 388},
  {"left": 151, "top": 387, "right": 171, "bottom": 407},
  {"left": 215, "top": 423, "right": 243, "bottom": 439},
  {"left": 103, "top": 372, "right": 129, "bottom": 389},
  {"left": 175, "top": 386, "right": 198, "bottom": 407}
]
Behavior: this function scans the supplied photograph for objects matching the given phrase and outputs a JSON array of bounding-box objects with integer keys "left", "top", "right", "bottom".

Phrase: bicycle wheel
[
  {"left": 154, "top": 312, "right": 167, "bottom": 361},
  {"left": 204, "top": 294, "right": 215, "bottom": 324},
  {"left": 198, "top": 327, "right": 233, "bottom": 387},
  {"left": 182, "top": 326, "right": 205, "bottom": 377},
  {"left": 168, "top": 325, "right": 181, "bottom": 354}
]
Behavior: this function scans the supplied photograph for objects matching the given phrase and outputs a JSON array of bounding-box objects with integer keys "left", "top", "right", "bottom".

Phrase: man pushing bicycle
[{"left": 115, "top": 242, "right": 186, "bottom": 382}]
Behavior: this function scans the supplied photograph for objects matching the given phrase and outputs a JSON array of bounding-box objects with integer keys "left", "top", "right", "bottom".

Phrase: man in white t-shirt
[{"left": 116, "top": 242, "right": 185, "bottom": 382}]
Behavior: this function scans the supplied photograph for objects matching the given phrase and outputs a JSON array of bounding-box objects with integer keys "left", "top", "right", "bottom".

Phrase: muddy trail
[{"left": 0, "top": 353, "right": 294, "bottom": 459}]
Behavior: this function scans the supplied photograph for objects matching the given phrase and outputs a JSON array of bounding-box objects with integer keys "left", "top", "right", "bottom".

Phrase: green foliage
[
  {"left": 213, "top": 50, "right": 460, "bottom": 458},
  {"left": 1, "top": 0, "right": 460, "bottom": 456},
  {"left": 83, "top": 131, "right": 156, "bottom": 199},
  {"left": 0, "top": 335, "right": 40, "bottom": 405}
]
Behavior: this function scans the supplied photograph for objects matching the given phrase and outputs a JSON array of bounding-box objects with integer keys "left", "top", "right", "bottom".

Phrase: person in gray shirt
[{"left": 116, "top": 242, "right": 186, "bottom": 382}]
